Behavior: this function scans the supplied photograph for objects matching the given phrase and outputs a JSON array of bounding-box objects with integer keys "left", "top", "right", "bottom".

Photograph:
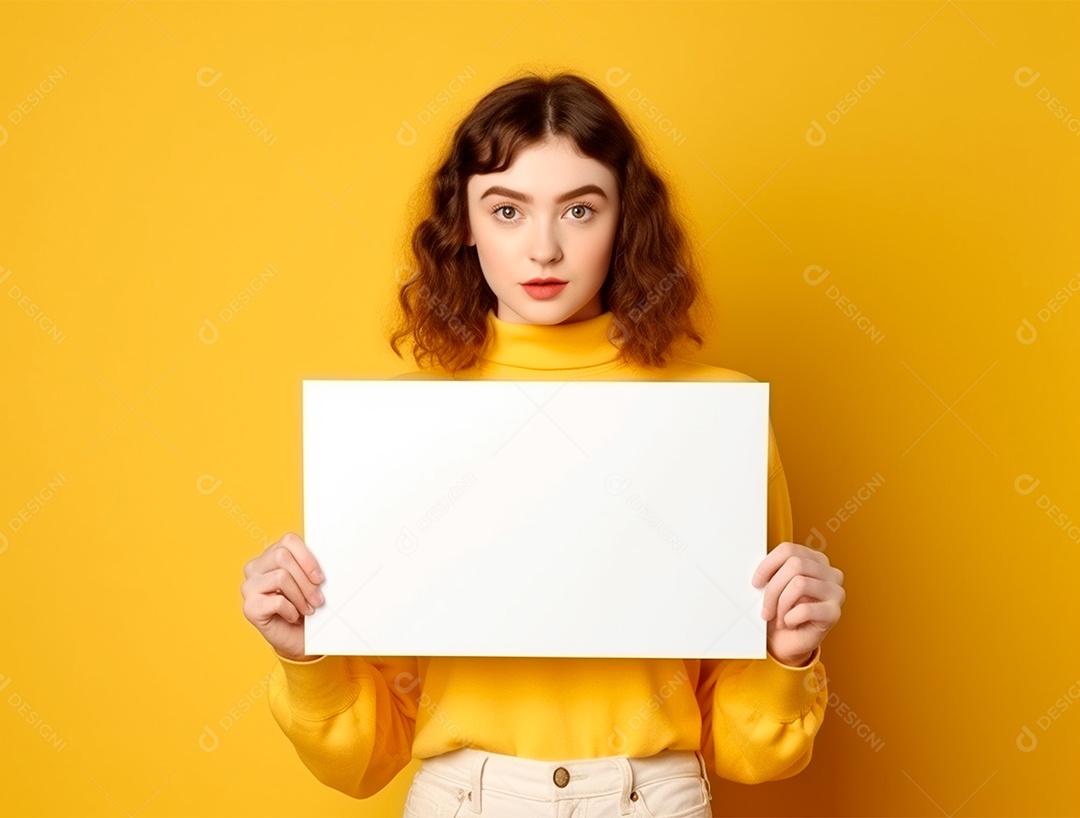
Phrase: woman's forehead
[{"left": 467, "top": 140, "right": 617, "bottom": 197}]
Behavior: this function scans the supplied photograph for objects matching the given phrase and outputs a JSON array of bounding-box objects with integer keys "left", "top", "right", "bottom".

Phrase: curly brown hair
[{"left": 388, "top": 70, "right": 712, "bottom": 375}]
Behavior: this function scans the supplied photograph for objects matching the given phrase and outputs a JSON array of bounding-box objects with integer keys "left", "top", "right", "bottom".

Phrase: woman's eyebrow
[{"left": 479, "top": 184, "right": 608, "bottom": 204}]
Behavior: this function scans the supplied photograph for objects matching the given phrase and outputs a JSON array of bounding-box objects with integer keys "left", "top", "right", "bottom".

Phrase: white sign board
[{"left": 302, "top": 379, "right": 769, "bottom": 659}]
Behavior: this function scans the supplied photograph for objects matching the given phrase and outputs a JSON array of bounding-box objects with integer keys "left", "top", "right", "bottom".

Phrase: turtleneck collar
[{"left": 480, "top": 308, "right": 623, "bottom": 370}]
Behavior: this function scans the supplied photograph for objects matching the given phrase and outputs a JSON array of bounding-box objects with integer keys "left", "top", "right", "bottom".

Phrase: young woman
[{"left": 242, "top": 71, "right": 845, "bottom": 818}]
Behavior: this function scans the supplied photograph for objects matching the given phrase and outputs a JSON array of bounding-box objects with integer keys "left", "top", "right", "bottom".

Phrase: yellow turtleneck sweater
[{"left": 267, "top": 308, "right": 828, "bottom": 799}]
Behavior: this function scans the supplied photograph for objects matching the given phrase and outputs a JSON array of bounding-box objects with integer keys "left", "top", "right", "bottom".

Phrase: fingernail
[{"left": 311, "top": 569, "right": 324, "bottom": 583}]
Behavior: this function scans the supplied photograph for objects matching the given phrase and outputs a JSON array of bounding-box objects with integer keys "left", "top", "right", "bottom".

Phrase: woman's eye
[{"left": 567, "top": 202, "right": 597, "bottom": 221}]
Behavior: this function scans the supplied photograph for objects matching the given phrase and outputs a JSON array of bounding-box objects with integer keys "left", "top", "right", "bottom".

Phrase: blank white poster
[{"left": 302, "top": 379, "right": 770, "bottom": 659}]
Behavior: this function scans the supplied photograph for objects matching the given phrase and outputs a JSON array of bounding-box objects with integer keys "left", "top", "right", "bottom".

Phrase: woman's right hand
[{"left": 242, "top": 532, "right": 326, "bottom": 662}]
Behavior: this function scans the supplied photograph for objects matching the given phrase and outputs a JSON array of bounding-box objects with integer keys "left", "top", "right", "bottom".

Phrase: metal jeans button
[{"left": 553, "top": 766, "right": 570, "bottom": 787}]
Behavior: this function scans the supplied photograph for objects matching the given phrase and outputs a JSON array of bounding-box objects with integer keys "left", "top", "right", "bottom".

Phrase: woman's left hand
[{"left": 751, "top": 541, "right": 845, "bottom": 667}]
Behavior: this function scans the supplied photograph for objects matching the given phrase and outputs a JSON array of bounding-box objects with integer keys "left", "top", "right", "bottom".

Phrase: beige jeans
[{"left": 404, "top": 746, "right": 713, "bottom": 818}]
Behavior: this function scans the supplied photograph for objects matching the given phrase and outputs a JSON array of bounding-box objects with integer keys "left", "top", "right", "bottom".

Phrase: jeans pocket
[
  {"left": 633, "top": 774, "right": 710, "bottom": 818},
  {"left": 403, "top": 769, "right": 468, "bottom": 818}
]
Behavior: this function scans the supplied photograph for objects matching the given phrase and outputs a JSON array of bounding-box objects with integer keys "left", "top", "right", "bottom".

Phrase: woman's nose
[{"left": 529, "top": 221, "right": 563, "bottom": 264}]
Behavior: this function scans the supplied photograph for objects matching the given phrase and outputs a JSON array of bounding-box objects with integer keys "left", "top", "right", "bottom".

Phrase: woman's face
[{"left": 465, "top": 135, "right": 620, "bottom": 325}]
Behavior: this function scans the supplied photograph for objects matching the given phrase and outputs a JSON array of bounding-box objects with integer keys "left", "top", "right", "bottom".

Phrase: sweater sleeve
[
  {"left": 695, "top": 423, "right": 829, "bottom": 784},
  {"left": 267, "top": 651, "right": 420, "bottom": 798},
  {"left": 267, "top": 376, "right": 433, "bottom": 794}
]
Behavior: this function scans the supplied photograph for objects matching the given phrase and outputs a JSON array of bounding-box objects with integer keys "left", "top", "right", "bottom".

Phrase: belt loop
[
  {"left": 614, "top": 756, "right": 634, "bottom": 815},
  {"left": 695, "top": 750, "right": 713, "bottom": 801},
  {"left": 467, "top": 751, "right": 486, "bottom": 814}
]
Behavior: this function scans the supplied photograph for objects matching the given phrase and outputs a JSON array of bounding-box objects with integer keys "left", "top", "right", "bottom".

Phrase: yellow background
[{"left": 2, "top": 1, "right": 1078, "bottom": 815}]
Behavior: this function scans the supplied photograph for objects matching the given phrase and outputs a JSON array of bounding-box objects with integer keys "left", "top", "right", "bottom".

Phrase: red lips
[{"left": 521, "top": 280, "right": 568, "bottom": 300}]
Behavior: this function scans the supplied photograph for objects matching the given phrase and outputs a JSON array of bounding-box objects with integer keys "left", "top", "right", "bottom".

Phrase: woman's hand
[
  {"left": 751, "top": 541, "right": 845, "bottom": 667},
  {"left": 241, "top": 532, "right": 326, "bottom": 662}
]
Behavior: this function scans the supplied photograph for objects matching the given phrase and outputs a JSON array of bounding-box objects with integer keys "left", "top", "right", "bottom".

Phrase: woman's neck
[{"left": 480, "top": 308, "right": 623, "bottom": 370}]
